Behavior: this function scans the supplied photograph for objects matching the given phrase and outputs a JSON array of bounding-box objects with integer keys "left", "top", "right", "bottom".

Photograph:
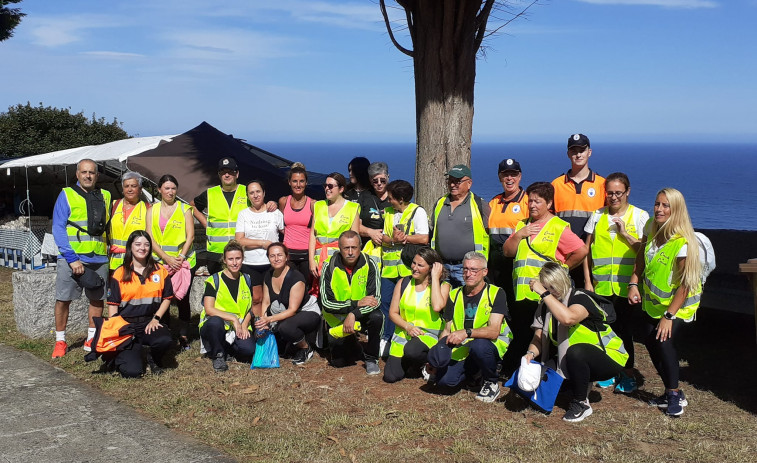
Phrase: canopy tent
[{"left": 126, "top": 121, "right": 327, "bottom": 203}]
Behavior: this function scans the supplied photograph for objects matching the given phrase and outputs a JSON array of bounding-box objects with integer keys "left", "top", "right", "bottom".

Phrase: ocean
[{"left": 259, "top": 142, "right": 757, "bottom": 231}]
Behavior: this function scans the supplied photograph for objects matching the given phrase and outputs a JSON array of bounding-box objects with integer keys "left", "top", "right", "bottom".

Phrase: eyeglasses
[
  {"left": 323, "top": 183, "right": 338, "bottom": 190},
  {"left": 606, "top": 190, "right": 627, "bottom": 197},
  {"left": 447, "top": 177, "right": 470, "bottom": 185},
  {"left": 371, "top": 177, "right": 387, "bottom": 185},
  {"left": 462, "top": 267, "right": 484, "bottom": 274}
]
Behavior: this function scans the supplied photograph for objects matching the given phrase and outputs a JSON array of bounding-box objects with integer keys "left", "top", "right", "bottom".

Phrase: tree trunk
[{"left": 410, "top": 1, "right": 481, "bottom": 214}]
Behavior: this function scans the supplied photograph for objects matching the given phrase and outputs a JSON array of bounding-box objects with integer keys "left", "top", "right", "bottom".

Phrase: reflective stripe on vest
[
  {"left": 487, "top": 190, "right": 529, "bottom": 241},
  {"left": 381, "top": 203, "right": 419, "bottom": 278},
  {"left": 62, "top": 187, "right": 111, "bottom": 257},
  {"left": 205, "top": 185, "right": 248, "bottom": 253},
  {"left": 590, "top": 206, "right": 641, "bottom": 297},
  {"left": 199, "top": 273, "right": 252, "bottom": 330},
  {"left": 312, "top": 199, "right": 360, "bottom": 268},
  {"left": 150, "top": 201, "right": 196, "bottom": 268},
  {"left": 430, "top": 193, "right": 489, "bottom": 258},
  {"left": 551, "top": 173, "right": 606, "bottom": 217},
  {"left": 112, "top": 265, "right": 169, "bottom": 318},
  {"left": 512, "top": 216, "right": 569, "bottom": 301},
  {"left": 642, "top": 236, "right": 702, "bottom": 321},
  {"left": 109, "top": 200, "right": 148, "bottom": 270},
  {"left": 388, "top": 278, "right": 444, "bottom": 358},
  {"left": 321, "top": 256, "right": 370, "bottom": 328},
  {"left": 448, "top": 284, "right": 511, "bottom": 361}
]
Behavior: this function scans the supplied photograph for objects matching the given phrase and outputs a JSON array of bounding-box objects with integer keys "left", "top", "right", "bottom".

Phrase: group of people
[{"left": 50, "top": 133, "right": 703, "bottom": 422}]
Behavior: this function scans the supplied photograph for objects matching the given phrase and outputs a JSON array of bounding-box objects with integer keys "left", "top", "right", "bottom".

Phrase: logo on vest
[
  {"left": 152, "top": 274, "right": 161, "bottom": 283},
  {"left": 587, "top": 188, "right": 596, "bottom": 198},
  {"left": 512, "top": 205, "right": 521, "bottom": 214}
]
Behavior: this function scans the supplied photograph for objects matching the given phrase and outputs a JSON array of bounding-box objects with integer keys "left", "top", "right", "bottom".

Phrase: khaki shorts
[{"left": 55, "top": 259, "right": 108, "bottom": 302}]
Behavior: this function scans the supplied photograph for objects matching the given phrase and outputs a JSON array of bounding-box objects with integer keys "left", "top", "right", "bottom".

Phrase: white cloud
[
  {"left": 27, "top": 14, "right": 127, "bottom": 47},
  {"left": 80, "top": 51, "right": 145, "bottom": 59},
  {"left": 162, "top": 29, "right": 300, "bottom": 63},
  {"left": 575, "top": 0, "right": 718, "bottom": 8}
]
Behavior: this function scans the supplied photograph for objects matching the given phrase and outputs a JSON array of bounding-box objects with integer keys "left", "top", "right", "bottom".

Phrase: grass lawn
[{"left": 2, "top": 266, "right": 756, "bottom": 462}]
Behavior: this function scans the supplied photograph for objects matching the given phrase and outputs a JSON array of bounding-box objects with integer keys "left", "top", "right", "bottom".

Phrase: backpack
[
  {"left": 694, "top": 232, "right": 716, "bottom": 284},
  {"left": 67, "top": 184, "right": 109, "bottom": 237}
]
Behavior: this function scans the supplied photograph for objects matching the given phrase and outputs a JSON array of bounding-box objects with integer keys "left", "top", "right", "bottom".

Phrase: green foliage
[
  {"left": 0, "top": 102, "right": 130, "bottom": 158},
  {"left": 0, "top": 0, "right": 25, "bottom": 42}
]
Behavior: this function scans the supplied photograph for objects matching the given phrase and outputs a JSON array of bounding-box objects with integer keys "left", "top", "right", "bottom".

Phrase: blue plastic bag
[
  {"left": 504, "top": 360, "right": 564, "bottom": 413},
  {"left": 250, "top": 331, "right": 280, "bottom": 369}
]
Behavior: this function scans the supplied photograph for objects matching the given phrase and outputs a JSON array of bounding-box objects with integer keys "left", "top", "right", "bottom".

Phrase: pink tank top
[{"left": 283, "top": 195, "right": 313, "bottom": 251}]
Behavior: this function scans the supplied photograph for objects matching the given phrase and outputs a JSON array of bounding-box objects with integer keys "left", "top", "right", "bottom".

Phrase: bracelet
[
  {"left": 526, "top": 350, "right": 537, "bottom": 358},
  {"left": 540, "top": 291, "right": 551, "bottom": 299},
  {"left": 178, "top": 253, "right": 186, "bottom": 259},
  {"left": 628, "top": 283, "right": 638, "bottom": 287}
]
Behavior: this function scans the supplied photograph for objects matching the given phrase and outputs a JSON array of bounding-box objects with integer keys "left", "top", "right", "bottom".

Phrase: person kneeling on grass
[
  {"left": 383, "top": 248, "right": 450, "bottom": 383},
  {"left": 525, "top": 262, "right": 629, "bottom": 422},
  {"left": 254, "top": 243, "right": 321, "bottom": 365},
  {"left": 199, "top": 240, "right": 255, "bottom": 372},
  {"left": 106, "top": 230, "right": 173, "bottom": 377},
  {"left": 427, "top": 251, "right": 512, "bottom": 403}
]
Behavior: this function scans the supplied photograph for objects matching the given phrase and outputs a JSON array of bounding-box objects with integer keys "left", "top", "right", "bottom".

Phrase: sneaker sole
[
  {"left": 653, "top": 398, "right": 688, "bottom": 409},
  {"left": 475, "top": 389, "right": 501, "bottom": 403},
  {"left": 563, "top": 407, "right": 593, "bottom": 423}
]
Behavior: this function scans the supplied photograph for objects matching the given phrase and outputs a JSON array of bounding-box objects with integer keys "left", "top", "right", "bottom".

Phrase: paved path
[{"left": 0, "top": 344, "right": 235, "bottom": 463}]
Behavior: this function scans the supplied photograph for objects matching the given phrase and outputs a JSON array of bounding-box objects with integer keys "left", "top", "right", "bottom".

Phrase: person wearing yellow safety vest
[
  {"left": 319, "top": 230, "right": 383, "bottom": 375},
  {"left": 487, "top": 158, "right": 529, "bottom": 307},
  {"left": 109, "top": 171, "right": 149, "bottom": 272},
  {"left": 308, "top": 172, "right": 360, "bottom": 280},
  {"left": 430, "top": 164, "right": 490, "bottom": 288},
  {"left": 502, "top": 182, "right": 587, "bottom": 376},
  {"left": 199, "top": 241, "right": 255, "bottom": 373},
  {"left": 383, "top": 248, "right": 450, "bottom": 383},
  {"left": 426, "top": 252, "right": 512, "bottom": 403},
  {"left": 627, "top": 188, "right": 702, "bottom": 417},
  {"left": 192, "top": 157, "right": 257, "bottom": 274},
  {"left": 525, "top": 262, "right": 628, "bottom": 422},
  {"left": 583, "top": 172, "right": 649, "bottom": 394},
  {"left": 51, "top": 159, "right": 111, "bottom": 359},
  {"left": 147, "top": 174, "right": 195, "bottom": 349},
  {"left": 551, "top": 133, "right": 606, "bottom": 290},
  {"left": 378, "top": 180, "right": 429, "bottom": 358}
]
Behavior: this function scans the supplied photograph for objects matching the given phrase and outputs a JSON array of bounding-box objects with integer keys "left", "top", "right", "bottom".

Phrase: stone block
[
  {"left": 12, "top": 268, "right": 91, "bottom": 339},
  {"left": 189, "top": 275, "right": 207, "bottom": 316}
]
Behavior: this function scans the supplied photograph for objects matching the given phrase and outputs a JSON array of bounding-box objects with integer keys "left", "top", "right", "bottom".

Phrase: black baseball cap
[
  {"left": 498, "top": 158, "right": 522, "bottom": 173},
  {"left": 567, "top": 133, "right": 590, "bottom": 149},
  {"left": 218, "top": 157, "right": 239, "bottom": 171}
]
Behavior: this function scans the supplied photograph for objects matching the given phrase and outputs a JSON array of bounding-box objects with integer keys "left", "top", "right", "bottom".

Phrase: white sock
[
  {"left": 87, "top": 327, "right": 96, "bottom": 341},
  {"left": 55, "top": 330, "right": 66, "bottom": 342}
]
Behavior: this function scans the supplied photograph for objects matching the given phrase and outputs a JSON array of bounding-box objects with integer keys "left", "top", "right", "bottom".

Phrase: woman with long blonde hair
[{"left": 628, "top": 188, "right": 702, "bottom": 417}]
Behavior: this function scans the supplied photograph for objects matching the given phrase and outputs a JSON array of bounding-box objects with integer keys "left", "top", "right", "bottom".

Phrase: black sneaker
[
  {"left": 146, "top": 352, "right": 164, "bottom": 376},
  {"left": 292, "top": 346, "right": 314, "bottom": 365},
  {"left": 666, "top": 390, "right": 686, "bottom": 416},
  {"left": 649, "top": 390, "right": 688, "bottom": 409},
  {"left": 212, "top": 353, "right": 228, "bottom": 372},
  {"left": 475, "top": 380, "right": 501, "bottom": 403},
  {"left": 563, "top": 399, "right": 593, "bottom": 422}
]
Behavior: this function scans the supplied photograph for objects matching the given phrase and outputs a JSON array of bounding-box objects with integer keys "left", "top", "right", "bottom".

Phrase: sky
[{"left": 1, "top": 0, "right": 755, "bottom": 143}]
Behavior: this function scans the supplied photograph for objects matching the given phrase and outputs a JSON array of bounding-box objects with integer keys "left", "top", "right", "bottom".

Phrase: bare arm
[
  {"left": 180, "top": 207, "right": 194, "bottom": 259},
  {"left": 530, "top": 280, "right": 589, "bottom": 326},
  {"left": 191, "top": 200, "right": 207, "bottom": 228},
  {"left": 564, "top": 244, "right": 588, "bottom": 270},
  {"left": 583, "top": 233, "right": 594, "bottom": 291}
]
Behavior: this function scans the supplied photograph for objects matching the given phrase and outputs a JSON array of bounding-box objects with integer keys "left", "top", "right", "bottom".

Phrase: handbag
[
  {"left": 399, "top": 206, "right": 429, "bottom": 267},
  {"left": 250, "top": 331, "right": 280, "bottom": 369}
]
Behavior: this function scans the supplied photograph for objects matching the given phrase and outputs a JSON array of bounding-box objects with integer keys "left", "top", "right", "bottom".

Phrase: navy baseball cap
[
  {"left": 218, "top": 157, "right": 239, "bottom": 171},
  {"left": 498, "top": 158, "right": 522, "bottom": 173},
  {"left": 427, "top": 337, "right": 453, "bottom": 369},
  {"left": 567, "top": 133, "right": 590, "bottom": 149}
]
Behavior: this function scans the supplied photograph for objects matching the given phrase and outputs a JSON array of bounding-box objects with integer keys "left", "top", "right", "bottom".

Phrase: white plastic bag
[{"left": 517, "top": 356, "right": 542, "bottom": 392}]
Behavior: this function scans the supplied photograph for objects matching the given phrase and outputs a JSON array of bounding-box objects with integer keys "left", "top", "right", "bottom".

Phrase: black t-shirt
[
  {"left": 203, "top": 272, "right": 241, "bottom": 302},
  {"left": 264, "top": 265, "right": 306, "bottom": 313},
  {"left": 356, "top": 191, "right": 390, "bottom": 231},
  {"left": 193, "top": 189, "right": 239, "bottom": 214},
  {"left": 444, "top": 285, "right": 509, "bottom": 330}
]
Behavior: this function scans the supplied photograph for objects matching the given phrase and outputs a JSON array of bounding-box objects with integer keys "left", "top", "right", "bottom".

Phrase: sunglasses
[
  {"left": 372, "top": 177, "right": 388, "bottom": 185},
  {"left": 323, "top": 183, "right": 338, "bottom": 190}
]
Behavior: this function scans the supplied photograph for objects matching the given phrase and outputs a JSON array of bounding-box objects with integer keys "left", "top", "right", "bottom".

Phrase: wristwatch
[
  {"left": 664, "top": 311, "right": 677, "bottom": 320},
  {"left": 465, "top": 328, "right": 472, "bottom": 338}
]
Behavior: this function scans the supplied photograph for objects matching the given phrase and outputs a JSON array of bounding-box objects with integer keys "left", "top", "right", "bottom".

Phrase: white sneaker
[{"left": 379, "top": 338, "right": 389, "bottom": 359}]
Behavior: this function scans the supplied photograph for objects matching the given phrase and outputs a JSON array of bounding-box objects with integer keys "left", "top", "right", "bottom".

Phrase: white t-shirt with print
[
  {"left": 235, "top": 208, "right": 284, "bottom": 265},
  {"left": 584, "top": 206, "right": 649, "bottom": 241}
]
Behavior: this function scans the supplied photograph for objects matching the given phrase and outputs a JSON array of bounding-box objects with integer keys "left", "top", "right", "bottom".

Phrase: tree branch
[
  {"left": 380, "top": 0, "right": 413, "bottom": 57},
  {"left": 484, "top": 0, "right": 540, "bottom": 39},
  {"left": 473, "top": 0, "right": 496, "bottom": 50}
]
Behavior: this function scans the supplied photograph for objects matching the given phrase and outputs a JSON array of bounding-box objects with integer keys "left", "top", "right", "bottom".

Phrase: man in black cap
[
  {"left": 487, "top": 158, "right": 529, "bottom": 304},
  {"left": 192, "top": 157, "right": 249, "bottom": 274},
  {"left": 429, "top": 164, "right": 490, "bottom": 287}
]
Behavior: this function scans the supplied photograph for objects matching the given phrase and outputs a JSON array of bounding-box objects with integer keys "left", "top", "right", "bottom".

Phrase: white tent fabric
[{"left": 1, "top": 135, "right": 176, "bottom": 168}]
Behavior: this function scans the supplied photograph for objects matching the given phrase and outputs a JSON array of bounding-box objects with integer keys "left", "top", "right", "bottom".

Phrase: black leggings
[
  {"left": 110, "top": 322, "right": 173, "bottom": 378},
  {"left": 609, "top": 295, "right": 638, "bottom": 369},
  {"left": 640, "top": 313, "right": 684, "bottom": 389},
  {"left": 276, "top": 311, "right": 321, "bottom": 346},
  {"left": 564, "top": 343, "right": 623, "bottom": 401},
  {"left": 383, "top": 337, "right": 430, "bottom": 383},
  {"left": 502, "top": 299, "right": 539, "bottom": 374},
  {"left": 328, "top": 309, "right": 384, "bottom": 367}
]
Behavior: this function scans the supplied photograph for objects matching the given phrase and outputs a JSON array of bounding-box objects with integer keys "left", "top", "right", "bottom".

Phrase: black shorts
[{"left": 241, "top": 263, "right": 270, "bottom": 287}]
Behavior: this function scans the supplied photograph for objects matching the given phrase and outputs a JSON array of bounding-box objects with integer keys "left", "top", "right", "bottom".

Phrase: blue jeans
[
  {"left": 435, "top": 338, "right": 500, "bottom": 386},
  {"left": 380, "top": 277, "right": 399, "bottom": 341},
  {"left": 443, "top": 262, "right": 464, "bottom": 289}
]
